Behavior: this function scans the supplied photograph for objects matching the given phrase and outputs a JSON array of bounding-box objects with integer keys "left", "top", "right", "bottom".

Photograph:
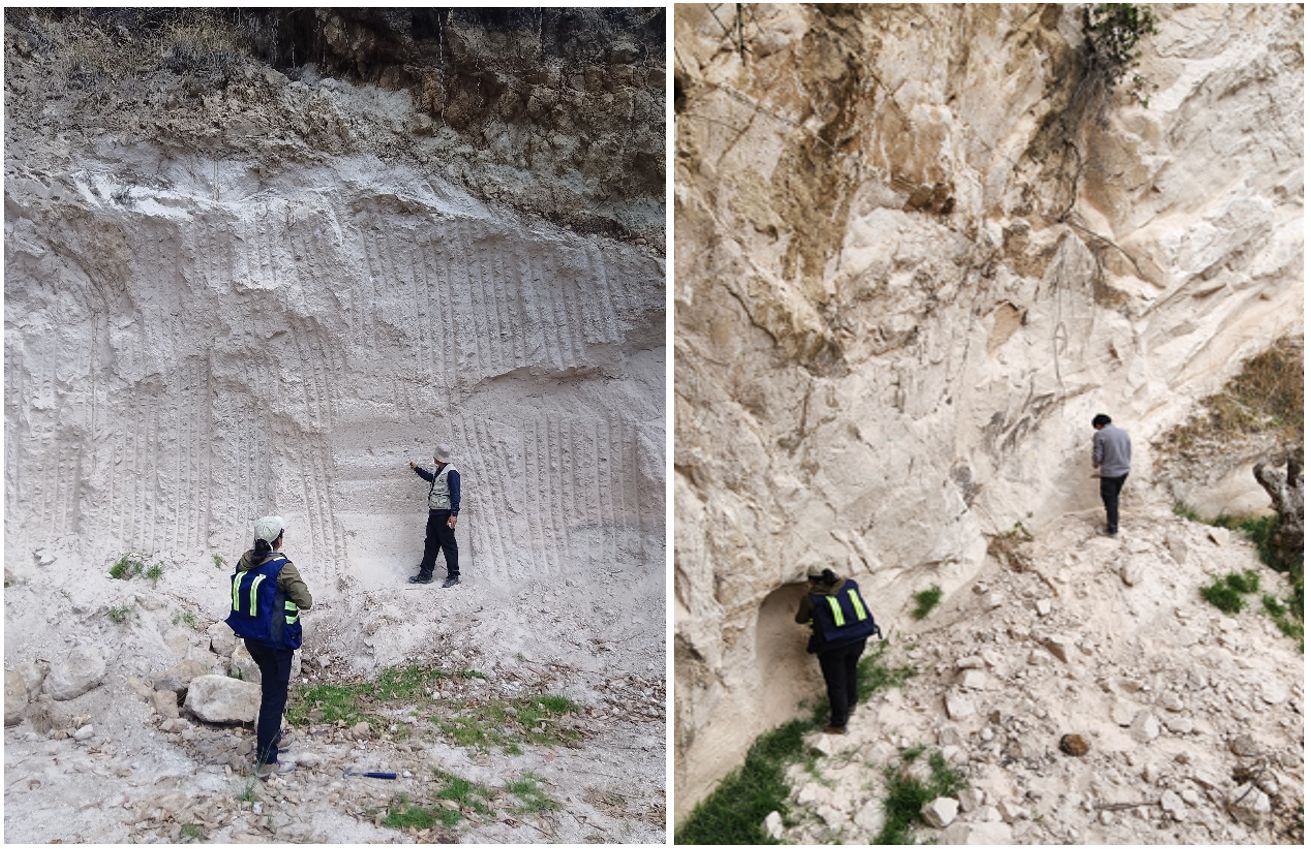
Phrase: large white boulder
[
  {"left": 44, "top": 646, "right": 107, "bottom": 701},
  {"left": 183, "top": 674, "right": 261, "bottom": 724}
]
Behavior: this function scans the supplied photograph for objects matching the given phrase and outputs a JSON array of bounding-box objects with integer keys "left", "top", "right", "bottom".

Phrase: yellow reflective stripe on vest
[
  {"left": 825, "top": 595, "right": 846, "bottom": 627},
  {"left": 249, "top": 574, "right": 266, "bottom": 615},
  {"left": 848, "top": 588, "right": 869, "bottom": 621},
  {"left": 231, "top": 575, "right": 241, "bottom": 611},
  {"left": 284, "top": 600, "right": 299, "bottom": 625},
  {"left": 285, "top": 615, "right": 298, "bottom": 624}
]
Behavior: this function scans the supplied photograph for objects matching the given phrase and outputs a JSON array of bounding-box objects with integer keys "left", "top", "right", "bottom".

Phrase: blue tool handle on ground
[{"left": 362, "top": 771, "right": 397, "bottom": 779}]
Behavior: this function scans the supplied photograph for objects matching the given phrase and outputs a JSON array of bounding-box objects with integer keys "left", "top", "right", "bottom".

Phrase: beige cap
[
  {"left": 434, "top": 444, "right": 453, "bottom": 463},
  {"left": 254, "top": 515, "right": 285, "bottom": 544}
]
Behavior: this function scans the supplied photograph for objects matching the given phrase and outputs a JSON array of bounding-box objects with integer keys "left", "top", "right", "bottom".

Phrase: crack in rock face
[{"left": 673, "top": 1, "right": 1303, "bottom": 825}]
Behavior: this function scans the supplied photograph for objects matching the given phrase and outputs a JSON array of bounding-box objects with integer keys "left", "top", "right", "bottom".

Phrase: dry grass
[{"left": 1160, "top": 337, "right": 1303, "bottom": 454}]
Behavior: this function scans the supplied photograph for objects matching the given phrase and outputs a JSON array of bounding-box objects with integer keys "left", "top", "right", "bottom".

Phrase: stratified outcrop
[
  {"left": 5, "top": 9, "right": 665, "bottom": 842},
  {"left": 674, "top": 3, "right": 1302, "bottom": 819}
]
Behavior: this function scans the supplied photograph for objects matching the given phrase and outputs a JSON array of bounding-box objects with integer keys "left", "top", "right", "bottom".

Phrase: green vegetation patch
[
  {"left": 380, "top": 771, "right": 548, "bottom": 835},
  {"left": 910, "top": 586, "right": 943, "bottom": 621},
  {"left": 508, "top": 773, "right": 559, "bottom": 814},
  {"left": 1082, "top": 4, "right": 1159, "bottom": 106},
  {"left": 286, "top": 682, "right": 366, "bottom": 726},
  {"left": 382, "top": 795, "right": 443, "bottom": 831},
  {"left": 109, "top": 553, "right": 147, "bottom": 580},
  {"left": 107, "top": 604, "right": 136, "bottom": 624},
  {"left": 1201, "top": 576, "right": 1248, "bottom": 615},
  {"left": 108, "top": 552, "right": 165, "bottom": 585},
  {"left": 876, "top": 748, "right": 967, "bottom": 844},
  {"left": 178, "top": 823, "right": 205, "bottom": 842},
  {"left": 287, "top": 663, "right": 459, "bottom": 728},
  {"left": 677, "top": 640, "right": 914, "bottom": 844},
  {"left": 1178, "top": 506, "right": 1303, "bottom": 650},
  {"left": 432, "top": 693, "right": 582, "bottom": 753},
  {"left": 435, "top": 770, "right": 495, "bottom": 816}
]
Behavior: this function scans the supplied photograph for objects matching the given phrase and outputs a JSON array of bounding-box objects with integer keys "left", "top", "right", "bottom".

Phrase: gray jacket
[{"left": 1093, "top": 424, "right": 1132, "bottom": 478}]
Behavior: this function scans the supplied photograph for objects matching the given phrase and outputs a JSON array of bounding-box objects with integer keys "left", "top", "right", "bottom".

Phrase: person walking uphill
[
  {"left": 408, "top": 443, "right": 461, "bottom": 587},
  {"left": 796, "top": 569, "right": 881, "bottom": 734},
  {"left": 225, "top": 516, "right": 312, "bottom": 779},
  {"left": 1091, "top": 413, "right": 1132, "bottom": 536}
]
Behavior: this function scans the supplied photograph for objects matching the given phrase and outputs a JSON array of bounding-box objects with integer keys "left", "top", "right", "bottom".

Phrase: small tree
[{"left": 1082, "top": 4, "right": 1159, "bottom": 106}]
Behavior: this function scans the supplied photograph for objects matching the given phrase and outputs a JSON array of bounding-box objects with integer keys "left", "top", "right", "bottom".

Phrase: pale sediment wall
[{"left": 674, "top": 2, "right": 1302, "bottom": 817}]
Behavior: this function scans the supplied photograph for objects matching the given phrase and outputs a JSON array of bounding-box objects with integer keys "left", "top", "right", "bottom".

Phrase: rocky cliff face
[
  {"left": 5, "top": 10, "right": 665, "bottom": 842},
  {"left": 674, "top": 3, "right": 1302, "bottom": 818}
]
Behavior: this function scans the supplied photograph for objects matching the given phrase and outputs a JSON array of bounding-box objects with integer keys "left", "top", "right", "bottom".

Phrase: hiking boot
[
  {"left": 822, "top": 724, "right": 847, "bottom": 735},
  {"left": 255, "top": 761, "right": 295, "bottom": 780},
  {"left": 441, "top": 576, "right": 460, "bottom": 588},
  {"left": 409, "top": 574, "right": 433, "bottom": 584}
]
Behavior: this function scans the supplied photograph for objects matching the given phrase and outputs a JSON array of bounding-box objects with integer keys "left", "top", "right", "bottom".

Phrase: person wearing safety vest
[
  {"left": 407, "top": 443, "right": 461, "bottom": 587},
  {"left": 795, "top": 568, "right": 880, "bottom": 735},
  {"left": 226, "top": 515, "right": 312, "bottom": 779}
]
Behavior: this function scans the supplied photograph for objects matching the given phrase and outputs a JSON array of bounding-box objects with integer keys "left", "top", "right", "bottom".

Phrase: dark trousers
[
  {"left": 1100, "top": 474, "right": 1128, "bottom": 533},
  {"left": 817, "top": 638, "right": 867, "bottom": 728},
  {"left": 419, "top": 509, "right": 459, "bottom": 578},
  {"left": 245, "top": 639, "right": 293, "bottom": 765}
]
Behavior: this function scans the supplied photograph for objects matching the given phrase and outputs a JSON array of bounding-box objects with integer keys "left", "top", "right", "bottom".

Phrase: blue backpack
[
  {"left": 225, "top": 556, "right": 302, "bottom": 650},
  {"left": 808, "top": 578, "right": 880, "bottom": 652}
]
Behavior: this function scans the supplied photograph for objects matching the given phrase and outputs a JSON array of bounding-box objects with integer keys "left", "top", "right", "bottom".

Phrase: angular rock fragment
[
  {"left": 45, "top": 646, "right": 107, "bottom": 701},
  {"left": 921, "top": 796, "right": 958, "bottom": 828},
  {"left": 183, "top": 675, "right": 260, "bottom": 724},
  {"left": 5, "top": 669, "right": 28, "bottom": 726},
  {"left": 944, "top": 691, "right": 976, "bottom": 719}
]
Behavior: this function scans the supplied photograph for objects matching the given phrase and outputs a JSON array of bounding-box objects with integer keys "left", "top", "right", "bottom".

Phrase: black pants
[
  {"left": 419, "top": 509, "right": 459, "bottom": 578},
  {"left": 245, "top": 639, "right": 293, "bottom": 765},
  {"left": 1100, "top": 474, "right": 1128, "bottom": 533},
  {"left": 817, "top": 638, "right": 867, "bottom": 728}
]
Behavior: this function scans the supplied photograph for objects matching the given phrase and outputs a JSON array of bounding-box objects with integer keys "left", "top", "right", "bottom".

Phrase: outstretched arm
[{"left": 408, "top": 461, "right": 435, "bottom": 482}]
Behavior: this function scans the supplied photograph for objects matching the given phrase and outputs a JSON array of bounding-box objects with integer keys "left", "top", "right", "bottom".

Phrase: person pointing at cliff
[
  {"left": 407, "top": 444, "right": 461, "bottom": 587},
  {"left": 1091, "top": 413, "right": 1132, "bottom": 537}
]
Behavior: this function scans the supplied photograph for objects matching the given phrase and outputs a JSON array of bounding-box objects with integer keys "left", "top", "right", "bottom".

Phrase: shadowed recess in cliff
[{"left": 755, "top": 582, "right": 824, "bottom": 729}]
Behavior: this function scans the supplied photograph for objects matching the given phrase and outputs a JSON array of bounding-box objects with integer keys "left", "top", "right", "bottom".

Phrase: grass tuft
[
  {"left": 432, "top": 692, "right": 581, "bottom": 752},
  {"left": 109, "top": 553, "right": 146, "bottom": 580},
  {"left": 875, "top": 746, "right": 967, "bottom": 844},
  {"left": 382, "top": 795, "right": 439, "bottom": 831},
  {"left": 1225, "top": 570, "right": 1261, "bottom": 594},
  {"left": 1201, "top": 578, "right": 1246, "bottom": 614},
  {"left": 910, "top": 586, "right": 943, "bottom": 621},
  {"left": 508, "top": 772, "right": 558, "bottom": 813},
  {"left": 107, "top": 604, "right": 135, "bottom": 624}
]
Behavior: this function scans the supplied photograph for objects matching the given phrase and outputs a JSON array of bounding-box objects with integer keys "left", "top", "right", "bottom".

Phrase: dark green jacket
[
  {"left": 237, "top": 549, "right": 312, "bottom": 610},
  {"left": 795, "top": 576, "right": 844, "bottom": 625}
]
